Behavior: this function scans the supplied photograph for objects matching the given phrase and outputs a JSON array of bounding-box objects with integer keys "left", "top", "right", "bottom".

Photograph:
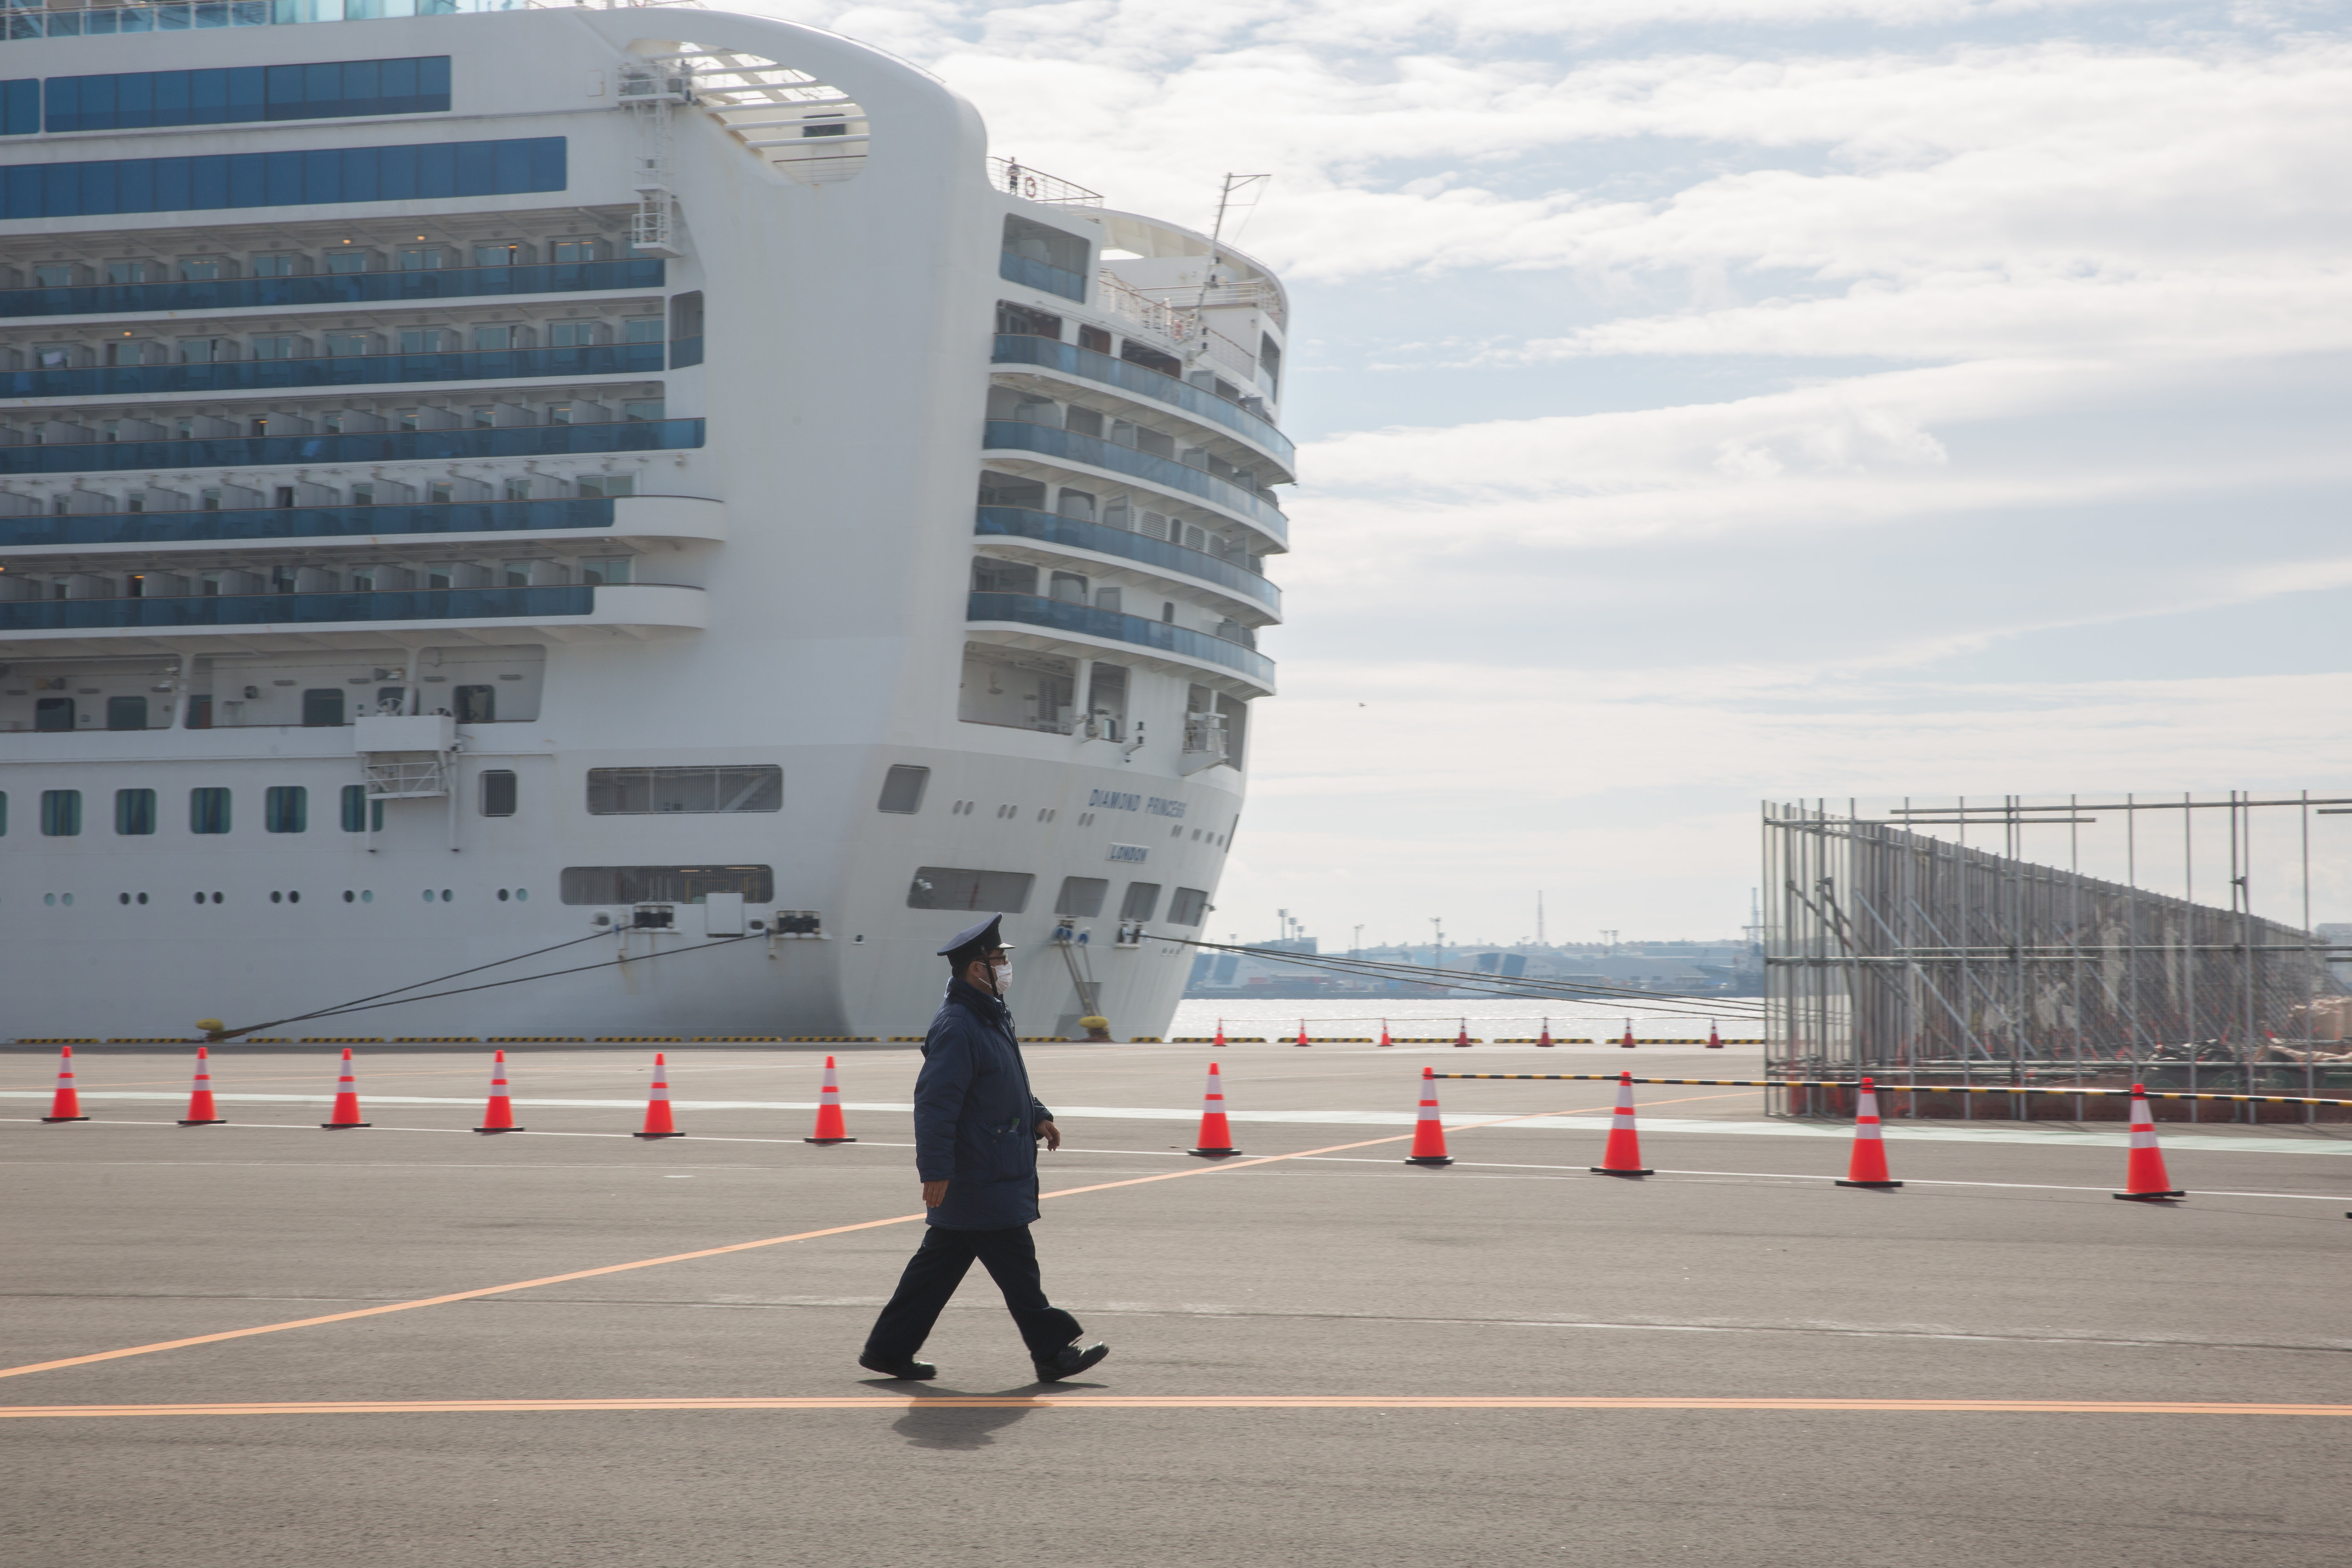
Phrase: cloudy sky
[{"left": 752, "top": 0, "right": 2352, "bottom": 945}]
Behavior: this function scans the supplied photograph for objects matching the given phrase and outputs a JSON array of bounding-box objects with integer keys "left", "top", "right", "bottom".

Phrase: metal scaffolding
[{"left": 1762, "top": 794, "right": 2352, "bottom": 1123}]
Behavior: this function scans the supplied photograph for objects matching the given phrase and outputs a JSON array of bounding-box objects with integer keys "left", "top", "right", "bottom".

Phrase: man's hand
[
  {"left": 1036, "top": 1119, "right": 1061, "bottom": 1152},
  {"left": 921, "top": 1180, "right": 948, "bottom": 1208}
]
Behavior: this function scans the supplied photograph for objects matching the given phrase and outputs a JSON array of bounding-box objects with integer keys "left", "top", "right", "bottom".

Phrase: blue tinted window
[
  {"left": 0, "top": 137, "right": 563, "bottom": 219},
  {"left": 1, "top": 80, "right": 36, "bottom": 137},
  {"left": 45, "top": 57, "right": 450, "bottom": 134}
]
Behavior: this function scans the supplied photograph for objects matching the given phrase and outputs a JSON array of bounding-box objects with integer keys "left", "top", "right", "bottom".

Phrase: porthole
[
  {"left": 289, "top": 890, "right": 301, "bottom": 904},
  {"left": 211, "top": 891, "right": 223, "bottom": 904},
  {"left": 497, "top": 888, "right": 509, "bottom": 902},
  {"left": 514, "top": 888, "right": 528, "bottom": 902},
  {"left": 44, "top": 892, "right": 55, "bottom": 906},
  {"left": 61, "top": 892, "right": 73, "bottom": 906},
  {"left": 1170, "top": 826, "right": 1181, "bottom": 838},
  {"left": 194, "top": 891, "right": 206, "bottom": 905},
  {"left": 441, "top": 889, "right": 453, "bottom": 902},
  {"left": 343, "top": 890, "right": 354, "bottom": 903},
  {"left": 271, "top": 891, "right": 283, "bottom": 904},
  {"left": 361, "top": 889, "right": 373, "bottom": 903},
  {"left": 136, "top": 892, "right": 148, "bottom": 905},
  {"left": 119, "top": 892, "right": 130, "bottom": 905},
  {"left": 423, "top": 890, "right": 434, "bottom": 903}
]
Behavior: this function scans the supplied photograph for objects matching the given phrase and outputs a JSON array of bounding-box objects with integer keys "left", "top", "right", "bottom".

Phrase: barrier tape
[{"left": 1432, "top": 1073, "right": 2352, "bottom": 1107}]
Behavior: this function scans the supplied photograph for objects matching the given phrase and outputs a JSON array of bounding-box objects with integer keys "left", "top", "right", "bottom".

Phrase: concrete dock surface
[{"left": 5, "top": 1040, "right": 2347, "bottom": 1567}]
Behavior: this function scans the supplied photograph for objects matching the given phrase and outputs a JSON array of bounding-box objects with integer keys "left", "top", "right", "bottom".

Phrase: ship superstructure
[{"left": 0, "top": 0, "right": 1288, "bottom": 1039}]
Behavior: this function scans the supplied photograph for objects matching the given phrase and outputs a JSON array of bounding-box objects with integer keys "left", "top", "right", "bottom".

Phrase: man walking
[{"left": 859, "top": 914, "right": 1111, "bottom": 1384}]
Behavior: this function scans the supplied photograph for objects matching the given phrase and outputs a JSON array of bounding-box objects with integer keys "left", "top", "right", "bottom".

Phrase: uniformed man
[{"left": 858, "top": 914, "right": 1111, "bottom": 1383}]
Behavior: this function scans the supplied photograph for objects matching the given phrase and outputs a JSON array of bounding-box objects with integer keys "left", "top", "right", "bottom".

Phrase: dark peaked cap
[{"left": 938, "top": 913, "right": 1016, "bottom": 962}]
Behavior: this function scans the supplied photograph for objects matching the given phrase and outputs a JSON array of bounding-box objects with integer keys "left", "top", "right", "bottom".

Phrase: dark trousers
[{"left": 864, "top": 1224, "right": 1081, "bottom": 1363}]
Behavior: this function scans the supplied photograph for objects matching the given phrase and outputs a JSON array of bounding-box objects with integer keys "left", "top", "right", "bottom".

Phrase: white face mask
[{"left": 990, "top": 961, "right": 1012, "bottom": 993}]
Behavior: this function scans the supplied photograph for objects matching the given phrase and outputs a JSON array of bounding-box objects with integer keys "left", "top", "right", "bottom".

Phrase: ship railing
[
  {"left": 991, "top": 158, "right": 1103, "bottom": 207},
  {"left": 1098, "top": 272, "right": 1195, "bottom": 343},
  {"left": 1, "top": 0, "right": 699, "bottom": 42}
]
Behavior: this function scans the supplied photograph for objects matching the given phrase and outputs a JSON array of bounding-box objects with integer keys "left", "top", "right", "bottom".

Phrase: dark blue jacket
[{"left": 913, "top": 977, "right": 1052, "bottom": 1230}]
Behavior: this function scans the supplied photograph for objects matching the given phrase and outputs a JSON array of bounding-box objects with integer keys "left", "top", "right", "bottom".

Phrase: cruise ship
[{"left": 0, "top": 0, "right": 1290, "bottom": 1041}]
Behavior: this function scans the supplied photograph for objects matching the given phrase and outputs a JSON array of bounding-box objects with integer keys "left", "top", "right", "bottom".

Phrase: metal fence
[{"left": 1762, "top": 795, "right": 2352, "bottom": 1123}]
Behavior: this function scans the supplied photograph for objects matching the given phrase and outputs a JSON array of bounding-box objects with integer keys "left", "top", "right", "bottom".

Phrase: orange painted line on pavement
[
  {"left": 0, "top": 1106, "right": 1588, "bottom": 1384},
  {"left": 1, "top": 1396, "right": 2343, "bottom": 1419}
]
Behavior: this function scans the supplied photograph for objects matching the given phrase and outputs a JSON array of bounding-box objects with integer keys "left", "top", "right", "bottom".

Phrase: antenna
[
  {"left": 1536, "top": 889, "right": 1545, "bottom": 946},
  {"left": 1209, "top": 173, "right": 1271, "bottom": 249}
]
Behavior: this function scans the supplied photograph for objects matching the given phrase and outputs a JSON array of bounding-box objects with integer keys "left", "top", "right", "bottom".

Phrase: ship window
[
  {"left": 250, "top": 254, "right": 303, "bottom": 278},
  {"left": 302, "top": 689, "right": 346, "bottom": 727},
  {"left": 35, "top": 696, "right": 74, "bottom": 731},
  {"left": 398, "top": 247, "right": 449, "bottom": 271},
  {"left": 577, "top": 475, "right": 635, "bottom": 500},
  {"left": 189, "top": 787, "right": 231, "bottom": 835},
  {"left": 551, "top": 239, "right": 602, "bottom": 264},
  {"left": 581, "top": 557, "right": 632, "bottom": 584},
  {"left": 973, "top": 558, "right": 1038, "bottom": 595},
  {"left": 1078, "top": 325, "right": 1111, "bottom": 354},
  {"left": 251, "top": 335, "right": 304, "bottom": 359},
  {"left": 906, "top": 866, "right": 1035, "bottom": 913},
  {"left": 624, "top": 317, "right": 665, "bottom": 344},
  {"left": 0, "top": 136, "right": 566, "bottom": 221},
  {"left": 454, "top": 685, "right": 495, "bottom": 723},
  {"left": 1000, "top": 216, "right": 1088, "bottom": 302},
  {"left": 265, "top": 786, "right": 307, "bottom": 834},
  {"left": 106, "top": 695, "right": 148, "bottom": 730},
  {"left": 1049, "top": 571, "right": 1088, "bottom": 604},
  {"left": 1168, "top": 887, "right": 1209, "bottom": 926},
  {"left": 324, "top": 250, "right": 374, "bottom": 275},
  {"left": 622, "top": 399, "right": 665, "bottom": 422},
  {"left": 400, "top": 329, "right": 453, "bottom": 353},
  {"left": 586, "top": 765, "right": 782, "bottom": 815},
  {"left": 1120, "top": 341, "right": 1181, "bottom": 379},
  {"left": 548, "top": 320, "right": 606, "bottom": 347},
  {"left": 474, "top": 243, "right": 528, "bottom": 267},
  {"left": 115, "top": 788, "right": 157, "bottom": 836},
  {"left": 996, "top": 302, "right": 1062, "bottom": 339},
  {"left": 324, "top": 332, "right": 374, "bottom": 356},
  {"left": 480, "top": 771, "right": 518, "bottom": 817},
  {"left": 0, "top": 792, "right": 7, "bottom": 835},
  {"left": 876, "top": 765, "right": 930, "bottom": 815},
  {"left": 472, "top": 324, "right": 519, "bottom": 351},
  {"left": 1055, "top": 876, "right": 1108, "bottom": 918},
  {"left": 42, "top": 58, "right": 452, "bottom": 134},
  {"left": 559, "top": 864, "right": 775, "bottom": 904},
  {"left": 978, "top": 472, "right": 1047, "bottom": 510},
  {"left": 185, "top": 695, "right": 212, "bottom": 728},
  {"left": 41, "top": 789, "right": 81, "bottom": 837},
  {"left": 1258, "top": 333, "right": 1282, "bottom": 398},
  {"left": 341, "top": 784, "right": 368, "bottom": 833},
  {"left": 1118, "top": 881, "right": 1161, "bottom": 921},
  {"left": 1055, "top": 487, "right": 1096, "bottom": 521}
]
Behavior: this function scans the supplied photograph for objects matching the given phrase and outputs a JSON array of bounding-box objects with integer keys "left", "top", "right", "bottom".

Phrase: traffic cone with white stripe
[
  {"left": 41, "top": 1044, "right": 88, "bottom": 1123},
  {"left": 1214, "top": 1018, "right": 1227, "bottom": 1049},
  {"left": 1453, "top": 1018, "right": 1473, "bottom": 1048},
  {"left": 1405, "top": 1066, "right": 1452, "bottom": 1166},
  {"left": 1378, "top": 1019, "right": 1393, "bottom": 1048},
  {"left": 804, "top": 1054, "right": 855, "bottom": 1144},
  {"left": 178, "top": 1045, "right": 224, "bottom": 1126},
  {"left": 1620, "top": 1020, "right": 1637, "bottom": 1049},
  {"left": 321, "top": 1047, "right": 369, "bottom": 1129},
  {"left": 1189, "top": 1060, "right": 1241, "bottom": 1158},
  {"left": 475, "top": 1049, "right": 521, "bottom": 1133},
  {"left": 1589, "top": 1070, "right": 1651, "bottom": 1176},
  {"left": 1537, "top": 1018, "right": 1555, "bottom": 1048},
  {"left": 1706, "top": 1021, "right": 1723, "bottom": 1050},
  {"left": 635, "top": 1051, "right": 682, "bottom": 1139},
  {"left": 1295, "top": 1018, "right": 1311, "bottom": 1048},
  {"left": 2113, "top": 1084, "right": 2183, "bottom": 1200},
  {"left": 1835, "top": 1076, "right": 1900, "bottom": 1188}
]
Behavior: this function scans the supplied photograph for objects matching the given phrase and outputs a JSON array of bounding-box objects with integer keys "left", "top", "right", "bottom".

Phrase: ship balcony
[
  {"left": 975, "top": 506, "right": 1278, "bottom": 619},
  {"left": 991, "top": 334, "right": 1294, "bottom": 476},
  {"left": 0, "top": 419, "right": 705, "bottom": 477},
  {"left": 0, "top": 494, "right": 724, "bottom": 559},
  {"left": 967, "top": 589, "right": 1274, "bottom": 695},
  {"left": 981, "top": 419, "right": 1286, "bottom": 545},
  {"left": 0, "top": 258, "right": 668, "bottom": 323},
  {"left": 0, "top": 582, "right": 706, "bottom": 655},
  {"left": 1, "top": 343, "right": 673, "bottom": 404}
]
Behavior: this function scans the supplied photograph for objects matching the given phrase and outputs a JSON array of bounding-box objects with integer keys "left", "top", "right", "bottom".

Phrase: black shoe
[
  {"left": 858, "top": 1352, "right": 938, "bottom": 1381},
  {"left": 1033, "top": 1341, "right": 1109, "bottom": 1382}
]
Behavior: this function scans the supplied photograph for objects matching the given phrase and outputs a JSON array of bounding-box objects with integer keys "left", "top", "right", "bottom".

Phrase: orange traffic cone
[
  {"left": 1706, "top": 1021, "right": 1723, "bottom": 1050},
  {"left": 178, "top": 1045, "right": 224, "bottom": 1126},
  {"left": 1405, "top": 1066, "right": 1452, "bottom": 1166},
  {"left": 2113, "top": 1083, "right": 2183, "bottom": 1200},
  {"left": 475, "top": 1049, "right": 522, "bottom": 1133},
  {"left": 1189, "top": 1060, "right": 1241, "bottom": 1158},
  {"left": 321, "top": 1047, "right": 369, "bottom": 1129},
  {"left": 805, "top": 1054, "right": 855, "bottom": 1144},
  {"left": 1295, "top": 1018, "right": 1311, "bottom": 1048},
  {"left": 1214, "top": 1018, "right": 1227, "bottom": 1049},
  {"left": 1619, "top": 1020, "right": 1636, "bottom": 1049},
  {"left": 41, "top": 1044, "right": 88, "bottom": 1123},
  {"left": 1590, "top": 1070, "right": 1651, "bottom": 1176},
  {"left": 635, "top": 1051, "right": 683, "bottom": 1139},
  {"left": 1453, "top": 1018, "right": 1473, "bottom": 1048},
  {"left": 1378, "top": 1019, "right": 1393, "bottom": 1048},
  {"left": 1835, "top": 1076, "right": 1900, "bottom": 1188},
  {"left": 1537, "top": 1018, "right": 1555, "bottom": 1048}
]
